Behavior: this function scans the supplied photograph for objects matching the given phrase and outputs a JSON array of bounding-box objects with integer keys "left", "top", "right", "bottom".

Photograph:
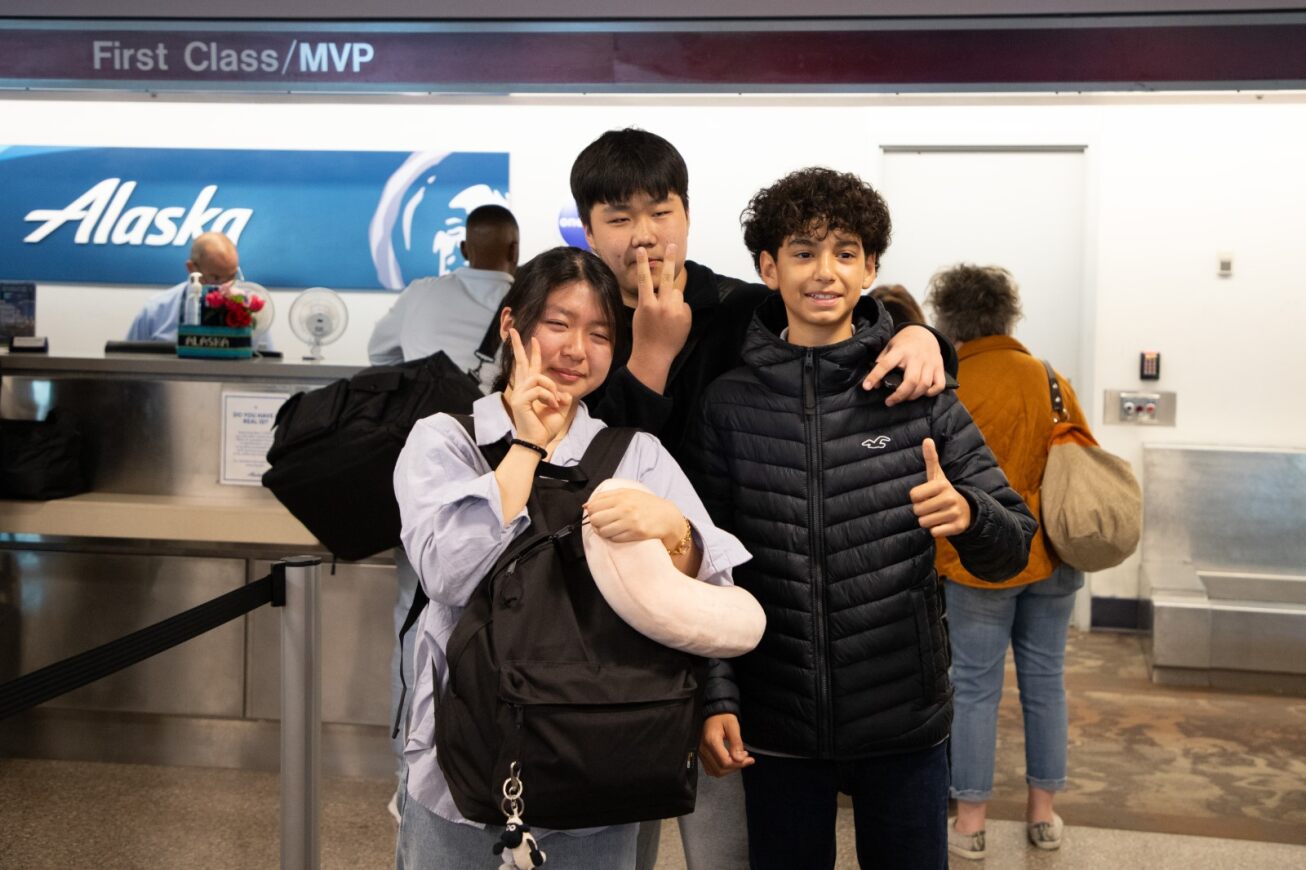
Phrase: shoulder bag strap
[
  {"left": 466, "top": 305, "right": 506, "bottom": 386},
  {"left": 1042, "top": 360, "right": 1066, "bottom": 424}
]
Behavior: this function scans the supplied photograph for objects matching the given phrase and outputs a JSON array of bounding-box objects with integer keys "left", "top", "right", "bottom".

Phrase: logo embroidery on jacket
[{"left": 861, "top": 435, "right": 891, "bottom": 449}]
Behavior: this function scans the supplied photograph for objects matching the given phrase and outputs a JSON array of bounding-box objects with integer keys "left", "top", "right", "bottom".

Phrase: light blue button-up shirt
[{"left": 394, "top": 393, "right": 751, "bottom": 829}]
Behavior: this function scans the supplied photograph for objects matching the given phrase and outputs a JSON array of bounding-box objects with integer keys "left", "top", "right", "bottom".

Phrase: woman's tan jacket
[{"left": 935, "top": 334, "right": 1087, "bottom": 590}]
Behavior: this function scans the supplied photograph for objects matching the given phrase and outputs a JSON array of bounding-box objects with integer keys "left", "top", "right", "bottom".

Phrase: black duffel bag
[
  {"left": 0, "top": 409, "right": 91, "bottom": 500},
  {"left": 262, "top": 351, "right": 482, "bottom": 561}
]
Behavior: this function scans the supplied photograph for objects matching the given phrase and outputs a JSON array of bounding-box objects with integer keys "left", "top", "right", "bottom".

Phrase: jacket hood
[{"left": 741, "top": 293, "right": 894, "bottom": 397}]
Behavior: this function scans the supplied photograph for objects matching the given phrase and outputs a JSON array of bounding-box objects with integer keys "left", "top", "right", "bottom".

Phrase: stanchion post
[{"left": 279, "top": 556, "right": 322, "bottom": 870}]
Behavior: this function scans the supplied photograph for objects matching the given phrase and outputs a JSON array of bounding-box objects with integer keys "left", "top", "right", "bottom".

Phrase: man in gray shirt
[{"left": 368, "top": 204, "right": 519, "bottom": 382}]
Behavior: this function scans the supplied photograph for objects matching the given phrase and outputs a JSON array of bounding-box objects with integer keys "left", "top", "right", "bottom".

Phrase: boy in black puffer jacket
[{"left": 685, "top": 168, "right": 1038, "bottom": 870}]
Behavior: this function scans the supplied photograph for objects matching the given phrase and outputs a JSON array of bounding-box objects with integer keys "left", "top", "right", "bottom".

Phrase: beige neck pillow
[{"left": 582, "top": 478, "right": 765, "bottom": 659}]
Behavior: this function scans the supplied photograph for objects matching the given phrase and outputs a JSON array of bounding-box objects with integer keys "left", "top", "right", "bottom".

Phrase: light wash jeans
[
  {"left": 945, "top": 565, "right": 1083, "bottom": 802},
  {"left": 391, "top": 549, "right": 420, "bottom": 783},
  {"left": 635, "top": 765, "right": 750, "bottom": 870},
  {"left": 397, "top": 793, "right": 638, "bottom": 870}
]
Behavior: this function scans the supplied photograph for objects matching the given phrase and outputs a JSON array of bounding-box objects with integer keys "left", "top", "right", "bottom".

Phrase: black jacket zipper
[{"left": 803, "top": 351, "right": 832, "bottom": 757}]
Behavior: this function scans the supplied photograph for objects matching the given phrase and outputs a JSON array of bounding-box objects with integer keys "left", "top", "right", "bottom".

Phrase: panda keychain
[{"left": 493, "top": 762, "right": 546, "bottom": 869}]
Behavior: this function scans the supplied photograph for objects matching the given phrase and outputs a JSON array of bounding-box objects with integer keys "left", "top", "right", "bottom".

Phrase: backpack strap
[
  {"left": 394, "top": 413, "right": 481, "bottom": 739},
  {"left": 467, "top": 309, "right": 505, "bottom": 385},
  {"left": 575, "top": 425, "right": 639, "bottom": 496},
  {"left": 1042, "top": 360, "right": 1066, "bottom": 424}
]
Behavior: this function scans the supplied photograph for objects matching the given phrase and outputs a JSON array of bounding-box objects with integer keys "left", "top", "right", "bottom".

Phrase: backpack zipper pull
[{"left": 500, "top": 560, "right": 521, "bottom": 607}]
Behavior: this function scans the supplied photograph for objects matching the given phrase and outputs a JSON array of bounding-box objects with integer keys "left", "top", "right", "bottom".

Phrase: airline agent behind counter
[{"left": 126, "top": 230, "right": 275, "bottom": 351}]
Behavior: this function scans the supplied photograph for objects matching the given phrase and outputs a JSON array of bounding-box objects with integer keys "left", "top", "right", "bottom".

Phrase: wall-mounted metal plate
[{"left": 1105, "top": 389, "right": 1177, "bottom": 425}]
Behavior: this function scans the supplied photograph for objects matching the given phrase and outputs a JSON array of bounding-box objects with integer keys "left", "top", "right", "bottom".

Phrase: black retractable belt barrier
[{"left": 0, "top": 566, "right": 286, "bottom": 721}]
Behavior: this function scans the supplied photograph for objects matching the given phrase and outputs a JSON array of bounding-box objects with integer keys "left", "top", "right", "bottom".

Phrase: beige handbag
[{"left": 1040, "top": 361, "right": 1142, "bottom": 572}]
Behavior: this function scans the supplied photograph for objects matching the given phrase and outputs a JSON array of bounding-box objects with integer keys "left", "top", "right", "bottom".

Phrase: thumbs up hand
[{"left": 910, "top": 438, "right": 973, "bottom": 538}]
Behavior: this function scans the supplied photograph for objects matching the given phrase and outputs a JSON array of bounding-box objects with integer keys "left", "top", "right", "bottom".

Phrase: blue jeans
[
  {"left": 391, "top": 548, "right": 419, "bottom": 781},
  {"left": 945, "top": 566, "right": 1083, "bottom": 802},
  {"left": 635, "top": 769, "right": 749, "bottom": 870},
  {"left": 396, "top": 793, "right": 638, "bottom": 870},
  {"left": 739, "top": 743, "right": 949, "bottom": 870}
]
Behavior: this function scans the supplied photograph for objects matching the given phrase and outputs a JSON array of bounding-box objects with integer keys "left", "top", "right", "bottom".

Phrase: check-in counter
[{"left": 0, "top": 353, "right": 396, "bottom": 778}]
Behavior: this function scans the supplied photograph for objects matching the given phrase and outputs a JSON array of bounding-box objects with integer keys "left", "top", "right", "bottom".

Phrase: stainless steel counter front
[
  {"left": 1, "top": 353, "right": 353, "bottom": 502},
  {"left": 0, "top": 353, "right": 396, "bottom": 777}
]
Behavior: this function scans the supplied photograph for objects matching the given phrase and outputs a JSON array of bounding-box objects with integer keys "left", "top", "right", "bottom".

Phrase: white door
[{"left": 877, "top": 147, "right": 1087, "bottom": 390}]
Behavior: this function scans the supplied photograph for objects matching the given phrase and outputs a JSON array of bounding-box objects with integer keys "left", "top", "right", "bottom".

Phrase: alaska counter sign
[{"left": 2, "top": 146, "right": 511, "bottom": 289}]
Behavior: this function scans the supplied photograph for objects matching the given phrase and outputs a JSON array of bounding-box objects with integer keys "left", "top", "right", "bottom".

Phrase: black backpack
[
  {"left": 401, "top": 415, "right": 704, "bottom": 830},
  {"left": 262, "top": 351, "right": 482, "bottom": 561}
]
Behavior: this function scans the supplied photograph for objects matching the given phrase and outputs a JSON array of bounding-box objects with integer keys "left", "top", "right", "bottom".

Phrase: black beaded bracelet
[{"left": 510, "top": 438, "right": 548, "bottom": 459}]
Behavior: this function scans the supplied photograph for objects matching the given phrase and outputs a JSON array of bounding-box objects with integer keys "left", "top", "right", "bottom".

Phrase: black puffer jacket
[{"left": 687, "top": 296, "right": 1037, "bottom": 759}]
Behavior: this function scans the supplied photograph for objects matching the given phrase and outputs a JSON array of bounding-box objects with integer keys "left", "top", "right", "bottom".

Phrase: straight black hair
[
  {"left": 491, "top": 246, "right": 626, "bottom": 394},
  {"left": 569, "top": 128, "right": 690, "bottom": 229}
]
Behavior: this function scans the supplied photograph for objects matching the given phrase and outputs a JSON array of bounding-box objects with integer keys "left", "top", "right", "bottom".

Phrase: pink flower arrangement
[{"left": 204, "top": 289, "right": 265, "bottom": 329}]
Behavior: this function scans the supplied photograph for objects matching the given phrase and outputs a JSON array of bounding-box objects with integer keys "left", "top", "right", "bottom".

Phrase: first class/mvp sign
[
  {"left": 3, "top": 19, "right": 1305, "bottom": 93},
  {"left": 88, "top": 38, "right": 374, "bottom": 76}
]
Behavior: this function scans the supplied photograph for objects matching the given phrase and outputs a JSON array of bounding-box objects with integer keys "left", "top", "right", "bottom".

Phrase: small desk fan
[{"left": 289, "top": 287, "right": 348, "bottom": 362}]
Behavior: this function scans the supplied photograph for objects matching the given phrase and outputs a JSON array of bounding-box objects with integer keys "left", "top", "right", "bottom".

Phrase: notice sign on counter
[{"left": 221, "top": 391, "right": 289, "bottom": 486}]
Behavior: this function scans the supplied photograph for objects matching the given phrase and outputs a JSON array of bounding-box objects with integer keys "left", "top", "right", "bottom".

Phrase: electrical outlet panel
[{"left": 1105, "top": 390, "right": 1177, "bottom": 425}]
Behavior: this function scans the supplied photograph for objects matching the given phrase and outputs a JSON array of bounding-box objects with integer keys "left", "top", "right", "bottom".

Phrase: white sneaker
[
  {"left": 1027, "top": 813, "right": 1064, "bottom": 850},
  {"left": 948, "top": 819, "right": 986, "bottom": 860},
  {"left": 387, "top": 789, "right": 402, "bottom": 824}
]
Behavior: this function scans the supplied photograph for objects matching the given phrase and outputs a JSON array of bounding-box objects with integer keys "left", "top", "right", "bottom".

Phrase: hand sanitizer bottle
[{"left": 184, "top": 272, "right": 203, "bottom": 327}]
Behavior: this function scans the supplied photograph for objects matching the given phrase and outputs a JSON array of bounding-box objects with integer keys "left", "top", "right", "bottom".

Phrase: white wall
[{"left": 6, "top": 92, "right": 1306, "bottom": 597}]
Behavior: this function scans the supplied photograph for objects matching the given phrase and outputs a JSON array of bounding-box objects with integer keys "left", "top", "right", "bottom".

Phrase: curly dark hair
[
  {"left": 740, "top": 168, "right": 891, "bottom": 273},
  {"left": 925, "top": 263, "right": 1023, "bottom": 343}
]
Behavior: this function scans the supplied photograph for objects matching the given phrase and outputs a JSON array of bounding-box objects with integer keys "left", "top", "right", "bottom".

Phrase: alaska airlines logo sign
[
  {"left": 1, "top": 146, "right": 508, "bottom": 288},
  {"left": 24, "top": 178, "right": 252, "bottom": 247}
]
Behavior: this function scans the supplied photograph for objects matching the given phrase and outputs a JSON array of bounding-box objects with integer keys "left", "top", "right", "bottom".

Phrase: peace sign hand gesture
[
  {"left": 505, "top": 328, "right": 572, "bottom": 451},
  {"left": 628, "top": 244, "right": 692, "bottom": 393}
]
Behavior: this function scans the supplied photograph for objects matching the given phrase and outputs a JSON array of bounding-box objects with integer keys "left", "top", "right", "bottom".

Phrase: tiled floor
[
  {"left": 651, "top": 815, "right": 1306, "bottom": 870},
  {"left": 989, "top": 631, "right": 1306, "bottom": 845},
  {"left": 2, "top": 630, "right": 1304, "bottom": 869}
]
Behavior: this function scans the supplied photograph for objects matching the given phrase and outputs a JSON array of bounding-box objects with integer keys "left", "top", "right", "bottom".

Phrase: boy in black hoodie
[{"left": 686, "top": 168, "right": 1038, "bottom": 870}]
